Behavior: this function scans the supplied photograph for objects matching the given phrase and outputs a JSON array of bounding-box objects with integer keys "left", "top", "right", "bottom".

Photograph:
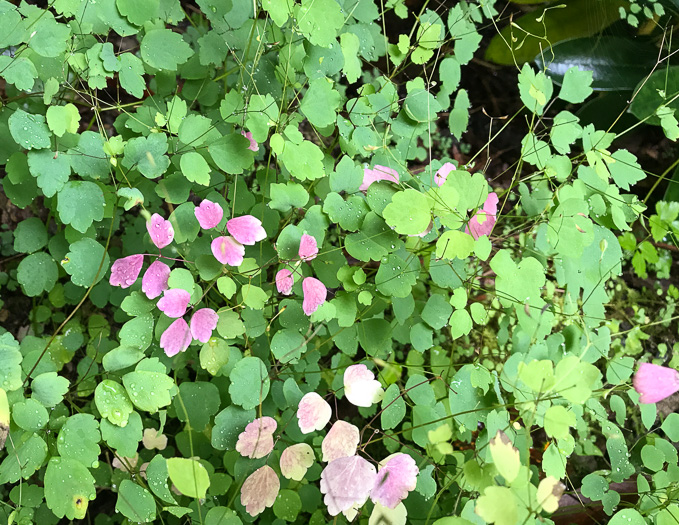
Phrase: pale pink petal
[
  {"left": 194, "top": 199, "right": 223, "bottom": 229},
  {"left": 157, "top": 288, "right": 191, "bottom": 318},
  {"left": 226, "top": 215, "right": 266, "bottom": 245},
  {"left": 633, "top": 363, "right": 679, "bottom": 404},
  {"left": 160, "top": 318, "right": 192, "bottom": 357},
  {"left": 302, "top": 277, "right": 327, "bottom": 316},
  {"left": 371, "top": 453, "right": 419, "bottom": 508},
  {"left": 297, "top": 392, "right": 332, "bottom": 434},
  {"left": 241, "top": 130, "right": 259, "bottom": 152},
  {"left": 360, "top": 165, "right": 399, "bottom": 191},
  {"left": 275, "top": 269, "right": 294, "bottom": 295},
  {"left": 344, "top": 364, "right": 385, "bottom": 408},
  {"left": 235, "top": 417, "right": 277, "bottom": 459},
  {"left": 142, "top": 428, "right": 168, "bottom": 450},
  {"left": 142, "top": 260, "right": 171, "bottom": 299},
  {"left": 322, "top": 420, "right": 360, "bottom": 462},
  {"left": 280, "top": 443, "right": 315, "bottom": 481},
  {"left": 434, "top": 162, "right": 455, "bottom": 187},
  {"left": 299, "top": 233, "right": 319, "bottom": 261},
  {"left": 109, "top": 254, "right": 144, "bottom": 288},
  {"left": 320, "top": 455, "right": 377, "bottom": 516},
  {"left": 211, "top": 236, "right": 245, "bottom": 266},
  {"left": 147, "top": 213, "right": 174, "bottom": 249},
  {"left": 465, "top": 192, "right": 499, "bottom": 240},
  {"left": 190, "top": 308, "right": 218, "bottom": 343},
  {"left": 241, "top": 465, "right": 280, "bottom": 517}
]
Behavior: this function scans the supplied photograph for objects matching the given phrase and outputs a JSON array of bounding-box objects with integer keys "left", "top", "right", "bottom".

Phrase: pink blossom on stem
[
  {"left": 194, "top": 199, "right": 223, "bottom": 229},
  {"left": 299, "top": 233, "right": 318, "bottom": 261},
  {"left": 190, "top": 308, "right": 219, "bottom": 343},
  {"left": 465, "top": 192, "right": 499, "bottom": 240},
  {"left": 147, "top": 213, "right": 174, "bottom": 249},
  {"left": 241, "top": 130, "right": 259, "bottom": 152},
  {"left": 370, "top": 453, "right": 419, "bottom": 508},
  {"left": 160, "top": 318, "right": 192, "bottom": 357},
  {"left": 109, "top": 254, "right": 144, "bottom": 288},
  {"left": 142, "top": 260, "right": 170, "bottom": 299},
  {"left": 157, "top": 288, "right": 191, "bottom": 318},
  {"left": 297, "top": 392, "right": 332, "bottom": 434},
  {"left": 211, "top": 236, "right": 245, "bottom": 266},
  {"left": 236, "top": 417, "right": 277, "bottom": 459},
  {"left": 633, "top": 363, "right": 679, "bottom": 403},
  {"left": 275, "top": 269, "right": 294, "bottom": 295},
  {"left": 434, "top": 162, "right": 456, "bottom": 187},
  {"left": 302, "top": 277, "right": 327, "bottom": 315},
  {"left": 226, "top": 215, "right": 266, "bottom": 245},
  {"left": 360, "top": 165, "right": 399, "bottom": 191}
]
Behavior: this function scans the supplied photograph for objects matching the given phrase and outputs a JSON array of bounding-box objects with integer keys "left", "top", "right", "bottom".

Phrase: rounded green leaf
[
  {"left": 62, "top": 238, "right": 110, "bottom": 287},
  {"left": 140, "top": 29, "right": 193, "bottom": 70},
  {"left": 116, "top": 480, "right": 156, "bottom": 523},
  {"left": 44, "top": 457, "right": 96, "bottom": 520},
  {"left": 166, "top": 458, "right": 210, "bottom": 499},
  {"left": 383, "top": 189, "right": 431, "bottom": 235},
  {"left": 17, "top": 252, "right": 58, "bottom": 297},
  {"left": 95, "top": 380, "right": 134, "bottom": 427},
  {"left": 228, "top": 357, "right": 270, "bottom": 410},
  {"left": 9, "top": 110, "right": 51, "bottom": 150},
  {"left": 57, "top": 181, "right": 105, "bottom": 232},
  {"left": 12, "top": 398, "right": 48, "bottom": 432},
  {"left": 180, "top": 151, "right": 211, "bottom": 185}
]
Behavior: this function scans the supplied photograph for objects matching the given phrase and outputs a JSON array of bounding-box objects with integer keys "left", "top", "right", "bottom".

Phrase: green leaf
[
  {"left": 300, "top": 78, "right": 342, "bottom": 128},
  {"left": 122, "top": 359, "right": 175, "bottom": 413},
  {"left": 95, "top": 380, "right": 134, "bottom": 427},
  {"left": 167, "top": 458, "right": 210, "bottom": 499},
  {"left": 174, "top": 381, "right": 220, "bottom": 430},
  {"left": 209, "top": 133, "right": 254, "bottom": 175},
  {"left": 28, "top": 17, "right": 71, "bottom": 57},
  {"left": 608, "top": 510, "right": 646, "bottom": 525},
  {"left": 14, "top": 217, "right": 47, "bottom": 253},
  {"left": 12, "top": 398, "right": 48, "bottom": 432},
  {"left": 375, "top": 252, "right": 420, "bottom": 298},
  {"left": 62, "top": 238, "right": 110, "bottom": 287},
  {"left": 44, "top": 457, "right": 96, "bottom": 520},
  {"left": 17, "top": 252, "right": 58, "bottom": 297},
  {"left": 340, "top": 33, "right": 361, "bottom": 83},
  {"left": 295, "top": 0, "right": 344, "bottom": 48},
  {"left": 381, "top": 383, "right": 406, "bottom": 429},
  {"left": 69, "top": 131, "right": 110, "bottom": 179},
  {"left": 57, "top": 181, "right": 105, "bottom": 232},
  {"left": 116, "top": 480, "right": 156, "bottom": 523},
  {"left": 212, "top": 405, "right": 256, "bottom": 450},
  {"left": 116, "top": 0, "right": 159, "bottom": 26},
  {"left": 57, "top": 414, "right": 101, "bottom": 468},
  {"left": 0, "top": 433, "right": 47, "bottom": 484},
  {"left": 27, "top": 149, "right": 70, "bottom": 197},
  {"left": 46, "top": 104, "right": 80, "bottom": 137},
  {"left": 119, "top": 53, "right": 146, "bottom": 98},
  {"left": 122, "top": 134, "right": 170, "bottom": 178},
  {"left": 662, "top": 413, "right": 679, "bottom": 441},
  {"left": 145, "top": 455, "right": 176, "bottom": 503},
  {"left": 608, "top": 149, "right": 645, "bottom": 191},
  {"left": 0, "top": 334, "right": 22, "bottom": 392},
  {"left": 271, "top": 329, "right": 307, "bottom": 363},
  {"left": 544, "top": 405, "right": 576, "bottom": 439},
  {"left": 32, "top": 372, "right": 69, "bottom": 407},
  {"left": 9, "top": 110, "right": 51, "bottom": 150},
  {"left": 180, "top": 151, "right": 211, "bottom": 185},
  {"left": 475, "top": 486, "right": 517, "bottom": 525},
  {"left": 0, "top": 56, "right": 37, "bottom": 91},
  {"left": 100, "top": 411, "right": 143, "bottom": 457},
  {"left": 141, "top": 29, "right": 193, "bottom": 70},
  {"left": 229, "top": 357, "right": 270, "bottom": 410},
  {"left": 436, "top": 230, "right": 475, "bottom": 260},
  {"left": 383, "top": 189, "right": 431, "bottom": 235},
  {"left": 518, "top": 64, "right": 553, "bottom": 115},
  {"left": 178, "top": 114, "right": 213, "bottom": 148}
]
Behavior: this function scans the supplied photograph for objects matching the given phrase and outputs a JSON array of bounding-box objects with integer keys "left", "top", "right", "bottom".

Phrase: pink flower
[
  {"left": 360, "top": 165, "right": 399, "bottom": 191},
  {"left": 147, "top": 213, "right": 174, "bottom": 249},
  {"left": 344, "top": 364, "right": 384, "bottom": 407},
  {"left": 633, "top": 363, "right": 679, "bottom": 403},
  {"left": 370, "top": 453, "right": 419, "bottom": 508},
  {"left": 320, "top": 455, "right": 376, "bottom": 516},
  {"left": 160, "top": 318, "right": 192, "bottom": 357},
  {"left": 109, "top": 254, "right": 144, "bottom": 288},
  {"left": 434, "top": 162, "right": 455, "bottom": 187},
  {"left": 226, "top": 215, "right": 266, "bottom": 246},
  {"left": 157, "top": 288, "right": 191, "bottom": 318},
  {"left": 211, "top": 236, "right": 245, "bottom": 266},
  {"left": 236, "top": 417, "right": 277, "bottom": 459},
  {"left": 297, "top": 392, "right": 332, "bottom": 434},
  {"left": 194, "top": 199, "right": 223, "bottom": 229},
  {"left": 465, "top": 192, "right": 499, "bottom": 240},
  {"left": 142, "top": 260, "right": 170, "bottom": 299},
  {"left": 190, "top": 308, "right": 218, "bottom": 343},
  {"left": 299, "top": 233, "right": 318, "bottom": 261},
  {"left": 276, "top": 269, "right": 294, "bottom": 295},
  {"left": 302, "top": 277, "right": 327, "bottom": 315},
  {"left": 241, "top": 130, "right": 259, "bottom": 152}
]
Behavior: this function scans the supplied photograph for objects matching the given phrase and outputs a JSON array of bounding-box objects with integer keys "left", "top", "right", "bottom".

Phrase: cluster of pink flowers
[{"left": 275, "top": 233, "right": 327, "bottom": 316}]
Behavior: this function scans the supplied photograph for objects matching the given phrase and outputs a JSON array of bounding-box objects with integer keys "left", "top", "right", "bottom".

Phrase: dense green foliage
[{"left": 1, "top": 0, "right": 679, "bottom": 524}]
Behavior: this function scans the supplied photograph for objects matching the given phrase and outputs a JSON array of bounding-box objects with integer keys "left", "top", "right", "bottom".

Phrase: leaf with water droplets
[
  {"left": 44, "top": 457, "right": 96, "bottom": 519},
  {"left": 57, "top": 414, "right": 101, "bottom": 468},
  {"left": 95, "top": 379, "right": 133, "bottom": 427},
  {"left": 122, "top": 359, "right": 175, "bottom": 414}
]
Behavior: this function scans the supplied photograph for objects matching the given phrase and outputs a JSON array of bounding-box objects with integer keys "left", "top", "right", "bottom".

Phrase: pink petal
[
  {"left": 160, "top": 318, "right": 192, "bottom": 357},
  {"left": 235, "top": 416, "right": 277, "bottom": 459},
  {"left": 275, "top": 269, "right": 294, "bottom": 295},
  {"left": 241, "top": 130, "right": 259, "bottom": 152},
  {"left": 147, "top": 213, "right": 174, "bottom": 249},
  {"left": 465, "top": 192, "right": 499, "bottom": 240},
  {"left": 280, "top": 443, "right": 315, "bottom": 481},
  {"left": 434, "top": 162, "right": 455, "bottom": 187},
  {"left": 302, "top": 277, "right": 327, "bottom": 316},
  {"left": 360, "top": 165, "right": 399, "bottom": 191},
  {"left": 322, "top": 420, "right": 360, "bottom": 462},
  {"left": 633, "top": 363, "right": 679, "bottom": 404},
  {"left": 109, "top": 254, "right": 144, "bottom": 288},
  {"left": 211, "top": 236, "right": 245, "bottom": 266},
  {"left": 226, "top": 215, "right": 266, "bottom": 246},
  {"left": 299, "top": 233, "right": 319, "bottom": 261},
  {"left": 142, "top": 260, "right": 170, "bottom": 299},
  {"left": 194, "top": 199, "right": 224, "bottom": 229},
  {"left": 240, "top": 465, "right": 280, "bottom": 517},
  {"left": 344, "top": 364, "right": 384, "bottom": 407},
  {"left": 371, "top": 453, "right": 419, "bottom": 509},
  {"left": 297, "top": 392, "right": 332, "bottom": 434},
  {"left": 157, "top": 288, "right": 191, "bottom": 318},
  {"left": 190, "top": 308, "right": 218, "bottom": 343},
  {"left": 320, "top": 455, "right": 377, "bottom": 516}
]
